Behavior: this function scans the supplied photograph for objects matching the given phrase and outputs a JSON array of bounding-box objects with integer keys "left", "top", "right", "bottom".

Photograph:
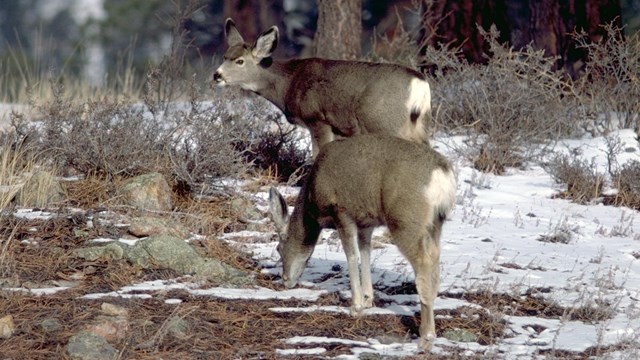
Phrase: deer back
[
  {"left": 305, "top": 134, "right": 455, "bottom": 232},
  {"left": 214, "top": 19, "right": 432, "bottom": 150}
]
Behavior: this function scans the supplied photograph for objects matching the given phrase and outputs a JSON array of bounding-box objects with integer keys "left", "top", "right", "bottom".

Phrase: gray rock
[
  {"left": 118, "top": 173, "right": 172, "bottom": 211},
  {"left": 128, "top": 216, "right": 189, "bottom": 238},
  {"left": 40, "top": 318, "right": 63, "bottom": 333},
  {"left": 442, "top": 328, "right": 478, "bottom": 343},
  {"left": 129, "top": 235, "right": 200, "bottom": 273},
  {"left": 73, "top": 243, "right": 124, "bottom": 261},
  {"left": 72, "top": 235, "right": 252, "bottom": 285},
  {"left": 166, "top": 316, "right": 189, "bottom": 340},
  {"left": 230, "top": 196, "right": 263, "bottom": 221},
  {"left": 66, "top": 331, "right": 118, "bottom": 360}
]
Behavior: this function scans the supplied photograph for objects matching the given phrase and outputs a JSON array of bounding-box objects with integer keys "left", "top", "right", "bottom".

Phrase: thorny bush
[
  {"left": 546, "top": 153, "right": 605, "bottom": 204},
  {"left": 574, "top": 22, "right": 640, "bottom": 134},
  {"left": 613, "top": 160, "right": 640, "bottom": 210},
  {"left": 427, "top": 26, "right": 577, "bottom": 174}
]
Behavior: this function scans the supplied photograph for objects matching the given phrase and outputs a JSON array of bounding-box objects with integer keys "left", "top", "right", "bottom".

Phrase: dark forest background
[{"left": 0, "top": 0, "right": 639, "bottom": 94}]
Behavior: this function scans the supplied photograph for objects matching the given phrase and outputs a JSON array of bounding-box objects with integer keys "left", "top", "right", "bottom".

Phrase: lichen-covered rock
[
  {"left": 166, "top": 316, "right": 189, "bottom": 340},
  {"left": 66, "top": 331, "right": 118, "bottom": 360},
  {"left": 128, "top": 216, "right": 189, "bottom": 238},
  {"left": 127, "top": 234, "right": 201, "bottom": 274},
  {"left": 40, "top": 318, "right": 62, "bottom": 333},
  {"left": 73, "top": 243, "right": 124, "bottom": 261},
  {"left": 118, "top": 172, "right": 172, "bottom": 211},
  {"left": 72, "top": 235, "right": 252, "bottom": 285},
  {"left": 442, "top": 328, "right": 478, "bottom": 343}
]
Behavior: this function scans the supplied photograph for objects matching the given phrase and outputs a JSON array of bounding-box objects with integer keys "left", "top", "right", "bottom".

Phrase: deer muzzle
[{"left": 213, "top": 71, "right": 225, "bottom": 84}]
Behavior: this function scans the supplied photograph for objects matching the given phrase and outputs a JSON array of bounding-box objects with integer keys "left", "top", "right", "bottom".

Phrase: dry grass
[
  {"left": 0, "top": 141, "right": 38, "bottom": 208},
  {"left": 0, "top": 190, "right": 626, "bottom": 359},
  {"left": 62, "top": 174, "right": 123, "bottom": 209},
  {"left": 0, "top": 291, "right": 413, "bottom": 360}
]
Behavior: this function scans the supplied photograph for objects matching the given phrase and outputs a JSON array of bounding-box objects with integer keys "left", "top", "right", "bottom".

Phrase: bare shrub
[
  {"left": 574, "top": 23, "right": 640, "bottom": 134},
  {"left": 428, "top": 26, "right": 577, "bottom": 173},
  {"left": 546, "top": 154, "right": 605, "bottom": 204},
  {"left": 37, "top": 81, "right": 167, "bottom": 177},
  {"left": 230, "top": 110, "right": 309, "bottom": 185},
  {"left": 364, "top": 8, "right": 422, "bottom": 68},
  {"left": 613, "top": 160, "right": 640, "bottom": 210}
]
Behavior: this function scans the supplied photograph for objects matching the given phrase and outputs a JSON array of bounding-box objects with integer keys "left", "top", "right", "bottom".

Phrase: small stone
[
  {"left": 442, "top": 328, "right": 478, "bottom": 343},
  {"left": 101, "top": 303, "right": 129, "bottom": 317},
  {"left": 0, "top": 315, "right": 15, "bottom": 339},
  {"left": 40, "top": 318, "right": 63, "bottom": 333},
  {"left": 66, "top": 331, "right": 118, "bottom": 360},
  {"left": 166, "top": 316, "right": 189, "bottom": 340},
  {"left": 85, "top": 316, "right": 130, "bottom": 342},
  {"left": 128, "top": 216, "right": 189, "bottom": 238}
]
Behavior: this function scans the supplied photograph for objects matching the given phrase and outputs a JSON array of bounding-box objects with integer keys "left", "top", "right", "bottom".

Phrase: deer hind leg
[
  {"left": 358, "top": 227, "right": 374, "bottom": 308},
  {"left": 335, "top": 214, "right": 365, "bottom": 315},
  {"left": 392, "top": 226, "right": 441, "bottom": 351}
]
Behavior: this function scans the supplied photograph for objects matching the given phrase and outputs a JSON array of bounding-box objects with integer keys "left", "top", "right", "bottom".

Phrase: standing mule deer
[
  {"left": 269, "top": 134, "right": 456, "bottom": 350},
  {"left": 213, "top": 18, "right": 431, "bottom": 157}
]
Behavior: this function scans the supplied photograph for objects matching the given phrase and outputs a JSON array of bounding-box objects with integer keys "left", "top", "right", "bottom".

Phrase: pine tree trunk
[{"left": 313, "top": 0, "right": 362, "bottom": 60}]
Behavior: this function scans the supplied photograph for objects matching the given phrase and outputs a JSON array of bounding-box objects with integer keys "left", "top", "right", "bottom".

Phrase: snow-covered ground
[{"left": 71, "top": 128, "right": 639, "bottom": 359}]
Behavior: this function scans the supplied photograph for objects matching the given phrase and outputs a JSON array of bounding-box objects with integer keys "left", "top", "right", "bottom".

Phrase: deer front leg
[{"left": 336, "top": 215, "right": 365, "bottom": 315}]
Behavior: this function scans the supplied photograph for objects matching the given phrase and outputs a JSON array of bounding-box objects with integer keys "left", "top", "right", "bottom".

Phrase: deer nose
[{"left": 213, "top": 71, "right": 223, "bottom": 83}]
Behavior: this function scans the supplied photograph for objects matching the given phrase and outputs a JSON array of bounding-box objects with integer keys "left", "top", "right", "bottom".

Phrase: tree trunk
[
  {"left": 313, "top": 0, "right": 362, "bottom": 60},
  {"left": 422, "top": 0, "right": 623, "bottom": 78}
]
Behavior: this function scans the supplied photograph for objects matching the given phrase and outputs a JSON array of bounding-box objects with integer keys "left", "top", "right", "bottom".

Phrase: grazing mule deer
[
  {"left": 213, "top": 18, "right": 431, "bottom": 157},
  {"left": 269, "top": 134, "right": 456, "bottom": 350}
]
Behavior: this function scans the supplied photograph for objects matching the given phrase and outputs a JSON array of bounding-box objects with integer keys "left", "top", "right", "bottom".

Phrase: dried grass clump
[
  {"left": 546, "top": 154, "right": 605, "bottom": 204},
  {"left": 613, "top": 160, "right": 640, "bottom": 210}
]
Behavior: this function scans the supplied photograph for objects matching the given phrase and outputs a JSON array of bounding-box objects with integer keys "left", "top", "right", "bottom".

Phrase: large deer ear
[
  {"left": 253, "top": 26, "right": 279, "bottom": 59},
  {"left": 269, "top": 187, "right": 289, "bottom": 234},
  {"left": 225, "top": 18, "right": 244, "bottom": 47}
]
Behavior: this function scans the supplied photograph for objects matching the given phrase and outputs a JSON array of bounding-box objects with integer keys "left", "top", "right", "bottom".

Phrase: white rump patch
[
  {"left": 424, "top": 168, "right": 456, "bottom": 220},
  {"left": 406, "top": 78, "right": 431, "bottom": 120}
]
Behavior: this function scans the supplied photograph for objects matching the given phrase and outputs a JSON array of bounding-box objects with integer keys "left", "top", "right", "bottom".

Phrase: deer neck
[{"left": 252, "top": 60, "right": 295, "bottom": 111}]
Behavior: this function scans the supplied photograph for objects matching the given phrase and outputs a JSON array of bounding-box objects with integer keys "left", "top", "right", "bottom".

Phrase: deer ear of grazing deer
[
  {"left": 214, "top": 19, "right": 432, "bottom": 158},
  {"left": 269, "top": 187, "right": 288, "bottom": 236},
  {"left": 269, "top": 187, "right": 317, "bottom": 289}
]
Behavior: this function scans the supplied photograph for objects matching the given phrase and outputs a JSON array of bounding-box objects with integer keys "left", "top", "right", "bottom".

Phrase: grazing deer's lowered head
[
  {"left": 269, "top": 134, "right": 456, "bottom": 351},
  {"left": 214, "top": 18, "right": 432, "bottom": 157}
]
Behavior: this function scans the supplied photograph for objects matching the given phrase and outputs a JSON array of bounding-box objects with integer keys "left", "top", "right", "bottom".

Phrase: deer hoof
[
  {"left": 418, "top": 333, "right": 436, "bottom": 351},
  {"left": 350, "top": 303, "right": 365, "bottom": 316}
]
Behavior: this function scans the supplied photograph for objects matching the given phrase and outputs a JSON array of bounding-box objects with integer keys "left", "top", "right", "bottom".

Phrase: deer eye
[{"left": 235, "top": 58, "right": 244, "bottom": 66}]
